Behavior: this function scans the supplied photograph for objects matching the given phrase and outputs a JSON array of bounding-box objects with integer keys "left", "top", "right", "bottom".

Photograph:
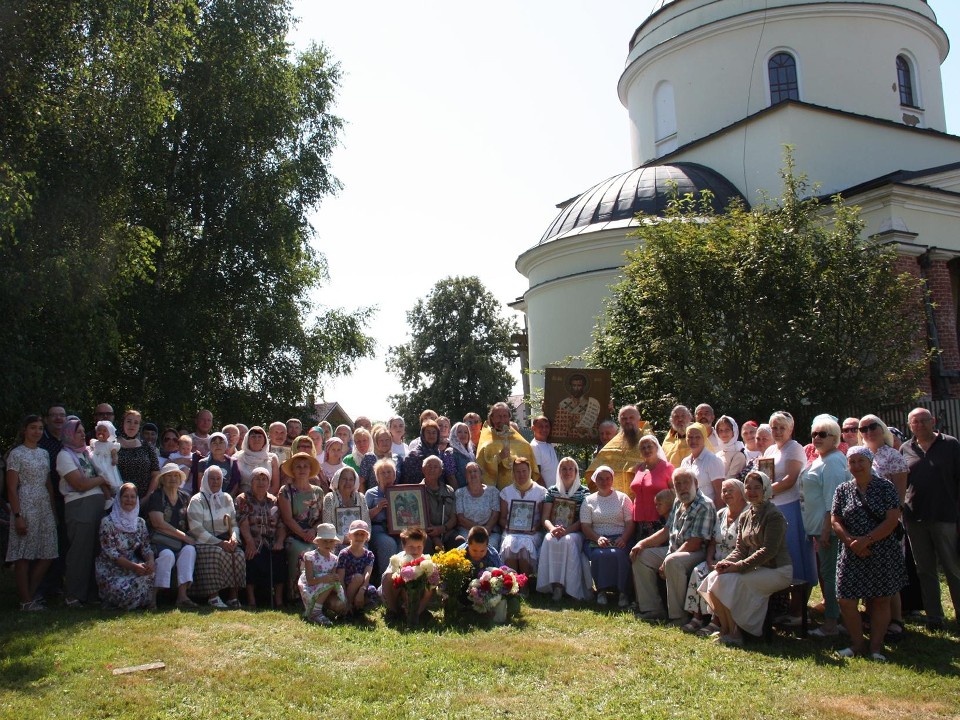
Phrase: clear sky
[{"left": 288, "top": 0, "right": 960, "bottom": 423}]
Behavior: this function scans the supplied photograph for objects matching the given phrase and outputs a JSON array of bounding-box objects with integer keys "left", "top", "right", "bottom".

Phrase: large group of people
[{"left": 4, "top": 399, "right": 959, "bottom": 659}]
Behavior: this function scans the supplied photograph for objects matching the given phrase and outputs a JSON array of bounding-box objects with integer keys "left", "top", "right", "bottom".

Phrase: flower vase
[
  {"left": 404, "top": 586, "right": 423, "bottom": 628},
  {"left": 491, "top": 599, "right": 509, "bottom": 625}
]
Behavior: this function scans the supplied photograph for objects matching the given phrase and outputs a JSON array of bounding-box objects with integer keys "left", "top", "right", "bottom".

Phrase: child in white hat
[{"left": 298, "top": 523, "right": 346, "bottom": 625}]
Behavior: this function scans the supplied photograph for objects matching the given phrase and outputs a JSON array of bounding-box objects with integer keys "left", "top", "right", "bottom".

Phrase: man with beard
[
  {"left": 553, "top": 373, "right": 601, "bottom": 440},
  {"left": 662, "top": 405, "right": 693, "bottom": 466},
  {"left": 476, "top": 402, "right": 540, "bottom": 490},
  {"left": 586, "top": 406, "right": 647, "bottom": 498},
  {"left": 630, "top": 468, "right": 715, "bottom": 624}
]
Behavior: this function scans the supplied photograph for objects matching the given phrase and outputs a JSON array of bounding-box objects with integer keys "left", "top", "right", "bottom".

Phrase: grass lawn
[{"left": 1, "top": 577, "right": 958, "bottom": 720}]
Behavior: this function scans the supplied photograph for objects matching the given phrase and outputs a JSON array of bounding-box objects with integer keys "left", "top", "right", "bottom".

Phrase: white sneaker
[{"left": 597, "top": 593, "right": 608, "bottom": 606}]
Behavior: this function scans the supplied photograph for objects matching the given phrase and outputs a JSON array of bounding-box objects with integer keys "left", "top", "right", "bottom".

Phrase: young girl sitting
[
  {"left": 336, "top": 520, "right": 379, "bottom": 614},
  {"left": 298, "top": 523, "right": 346, "bottom": 626},
  {"left": 379, "top": 527, "right": 435, "bottom": 619}
]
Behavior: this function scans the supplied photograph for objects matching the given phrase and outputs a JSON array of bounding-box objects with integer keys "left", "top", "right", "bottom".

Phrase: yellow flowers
[{"left": 432, "top": 547, "right": 473, "bottom": 594}]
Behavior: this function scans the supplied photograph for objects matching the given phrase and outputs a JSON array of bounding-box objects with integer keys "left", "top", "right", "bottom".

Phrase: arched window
[
  {"left": 768, "top": 52, "right": 799, "bottom": 105},
  {"left": 897, "top": 55, "right": 916, "bottom": 107},
  {"left": 653, "top": 80, "right": 677, "bottom": 154}
]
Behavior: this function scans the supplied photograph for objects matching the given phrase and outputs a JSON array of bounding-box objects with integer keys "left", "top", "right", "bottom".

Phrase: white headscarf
[
  {"left": 200, "top": 466, "right": 227, "bottom": 513},
  {"left": 330, "top": 466, "right": 358, "bottom": 493},
  {"left": 553, "top": 457, "right": 583, "bottom": 498},
  {"left": 109, "top": 483, "right": 140, "bottom": 533},
  {"left": 448, "top": 422, "right": 475, "bottom": 461},
  {"left": 715, "top": 415, "right": 744, "bottom": 454},
  {"left": 746, "top": 470, "right": 774, "bottom": 502},
  {"left": 237, "top": 425, "right": 271, "bottom": 469},
  {"left": 639, "top": 433, "right": 669, "bottom": 463}
]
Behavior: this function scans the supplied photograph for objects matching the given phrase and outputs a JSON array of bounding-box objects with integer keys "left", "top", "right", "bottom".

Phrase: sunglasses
[
  {"left": 811, "top": 431, "right": 831, "bottom": 439},
  {"left": 858, "top": 422, "right": 880, "bottom": 433},
  {"left": 842, "top": 427, "right": 858, "bottom": 433}
]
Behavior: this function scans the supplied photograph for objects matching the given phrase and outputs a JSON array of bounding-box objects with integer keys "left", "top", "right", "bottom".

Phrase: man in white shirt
[{"left": 530, "top": 416, "right": 559, "bottom": 488}]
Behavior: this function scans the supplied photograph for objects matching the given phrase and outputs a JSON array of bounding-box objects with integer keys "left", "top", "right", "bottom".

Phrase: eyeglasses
[
  {"left": 858, "top": 422, "right": 880, "bottom": 433},
  {"left": 811, "top": 431, "right": 831, "bottom": 439}
]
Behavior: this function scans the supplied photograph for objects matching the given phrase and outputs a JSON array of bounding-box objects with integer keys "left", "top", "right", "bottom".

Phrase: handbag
[{"left": 151, "top": 532, "right": 183, "bottom": 553}]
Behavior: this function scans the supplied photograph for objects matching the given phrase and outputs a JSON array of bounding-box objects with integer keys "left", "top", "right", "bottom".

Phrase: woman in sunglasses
[{"left": 800, "top": 415, "right": 851, "bottom": 636}]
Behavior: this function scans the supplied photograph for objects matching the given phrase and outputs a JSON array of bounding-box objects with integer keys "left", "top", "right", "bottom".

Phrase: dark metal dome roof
[{"left": 537, "top": 162, "right": 747, "bottom": 246}]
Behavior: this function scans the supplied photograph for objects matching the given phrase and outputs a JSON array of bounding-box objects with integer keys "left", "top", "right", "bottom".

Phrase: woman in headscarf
[
  {"left": 630, "top": 434, "right": 675, "bottom": 540},
  {"left": 343, "top": 428, "right": 374, "bottom": 491},
  {"left": 402, "top": 420, "right": 456, "bottom": 486},
  {"left": 187, "top": 465, "right": 245, "bottom": 609},
  {"left": 95, "top": 483, "right": 155, "bottom": 610},
  {"left": 699, "top": 470, "right": 793, "bottom": 646},
  {"left": 581, "top": 465, "right": 635, "bottom": 607},
  {"left": 236, "top": 466, "right": 286, "bottom": 608},
  {"left": 57, "top": 418, "right": 113, "bottom": 608},
  {"left": 536, "top": 457, "right": 592, "bottom": 601},
  {"left": 233, "top": 425, "right": 280, "bottom": 497},
  {"left": 321, "top": 466, "right": 371, "bottom": 552},
  {"left": 682, "top": 479, "right": 747, "bottom": 635},
  {"left": 446, "top": 421, "right": 476, "bottom": 490},
  {"left": 832, "top": 446, "right": 906, "bottom": 661},
  {"left": 714, "top": 415, "right": 746, "bottom": 479},
  {"left": 191, "top": 431, "right": 240, "bottom": 496}
]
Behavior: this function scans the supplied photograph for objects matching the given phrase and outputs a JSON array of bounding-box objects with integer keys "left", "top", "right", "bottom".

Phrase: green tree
[
  {"left": 0, "top": 0, "right": 373, "bottom": 436},
  {"left": 388, "top": 276, "right": 518, "bottom": 429},
  {"left": 589, "top": 161, "right": 929, "bottom": 428}
]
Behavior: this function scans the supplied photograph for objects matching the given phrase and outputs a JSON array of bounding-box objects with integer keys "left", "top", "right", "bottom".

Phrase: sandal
[
  {"left": 696, "top": 622, "right": 721, "bottom": 638},
  {"left": 681, "top": 618, "right": 705, "bottom": 634},
  {"left": 64, "top": 597, "right": 84, "bottom": 609},
  {"left": 20, "top": 600, "right": 45, "bottom": 612},
  {"left": 176, "top": 597, "right": 198, "bottom": 609}
]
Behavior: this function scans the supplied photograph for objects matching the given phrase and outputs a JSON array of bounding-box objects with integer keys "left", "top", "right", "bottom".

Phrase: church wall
[
  {"left": 665, "top": 105, "right": 960, "bottom": 206},
  {"left": 622, "top": 1, "right": 947, "bottom": 165}
]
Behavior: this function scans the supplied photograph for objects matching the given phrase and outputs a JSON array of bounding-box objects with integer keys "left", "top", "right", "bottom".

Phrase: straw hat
[{"left": 281, "top": 451, "right": 321, "bottom": 478}]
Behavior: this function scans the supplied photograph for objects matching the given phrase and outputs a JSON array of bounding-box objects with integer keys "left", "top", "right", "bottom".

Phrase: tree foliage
[
  {"left": 0, "top": 0, "right": 373, "bottom": 437},
  {"left": 387, "top": 276, "right": 517, "bottom": 429},
  {"left": 589, "top": 159, "right": 929, "bottom": 427}
]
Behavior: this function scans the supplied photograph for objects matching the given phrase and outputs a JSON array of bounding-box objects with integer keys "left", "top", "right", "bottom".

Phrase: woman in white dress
[{"left": 536, "top": 457, "right": 592, "bottom": 601}]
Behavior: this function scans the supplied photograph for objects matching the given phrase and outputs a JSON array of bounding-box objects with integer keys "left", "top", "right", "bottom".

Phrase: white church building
[{"left": 514, "top": 0, "right": 960, "bottom": 400}]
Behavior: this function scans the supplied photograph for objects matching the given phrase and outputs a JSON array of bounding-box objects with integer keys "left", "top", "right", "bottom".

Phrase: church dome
[{"left": 537, "top": 162, "right": 746, "bottom": 246}]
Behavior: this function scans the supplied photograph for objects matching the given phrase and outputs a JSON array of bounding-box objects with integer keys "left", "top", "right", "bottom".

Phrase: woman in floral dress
[
  {"left": 95, "top": 483, "right": 156, "bottom": 609},
  {"left": 279, "top": 452, "right": 325, "bottom": 598},
  {"left": 6, "top": 414, "right": 58, "bottom": 610}
]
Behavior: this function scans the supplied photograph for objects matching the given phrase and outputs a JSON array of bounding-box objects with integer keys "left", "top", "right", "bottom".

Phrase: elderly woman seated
[
  {"left": 698, "top": 470, "right": 793, "bottom": 646},
  {"left": 583, "top": 465, "right": 635, "bottom": 607},
  {"left": 187, "top": 466, "right": 246, "bottom": 608},
  {"left": 146, "top": 463, "right": 197, "bottom": 608},
  {"left": 236, "top": 466, "right": 287, "bottom": 608},
  {"left": 95, "top": 483, "right": 156, "bottom": 610}
]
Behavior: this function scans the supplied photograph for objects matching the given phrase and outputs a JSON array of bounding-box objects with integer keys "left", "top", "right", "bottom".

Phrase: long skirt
[
  {"left": 585, "top": 536, "right": 631, "bottom": 594},
  {"left": 776, "top": 499, "right": 817, "bottom": 585},
  {"left": 685, "top": 560, "right": 713, "bottom": 615},
  {"left": 246, "top": 543, "right": 286, "bottom": 592},
  {"left": 699, "top": 564, "right": 793, "bottom": 636},
  {"left": 536, "top": 531, "right": 592, "bottom": 600},
  {"left": 191, "top": 543, "right": 245, "bottom": 598}
]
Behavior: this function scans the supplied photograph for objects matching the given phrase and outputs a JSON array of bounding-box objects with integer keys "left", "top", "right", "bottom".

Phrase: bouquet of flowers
[
  {"left": 390, "top": 555, "right": 441, "bottom": 591},
  {"left": 390, "top": 555, "right": 440, "bottom": 626},
  {"left": 431, "top": 548, "right": 474, "bottom": 620},
  {"left": 467, "top": 566, "right": 528, "bottom": 616}
]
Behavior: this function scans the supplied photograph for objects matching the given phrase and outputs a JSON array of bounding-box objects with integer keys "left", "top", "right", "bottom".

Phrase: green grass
[{"left": 1, "top": 579, "right": 958, "bottom": 720}]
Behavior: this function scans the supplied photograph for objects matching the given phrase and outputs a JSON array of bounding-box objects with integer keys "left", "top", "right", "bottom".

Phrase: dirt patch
[{"left": 811, "top": 696, "right": 955, "bottom": 719}]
